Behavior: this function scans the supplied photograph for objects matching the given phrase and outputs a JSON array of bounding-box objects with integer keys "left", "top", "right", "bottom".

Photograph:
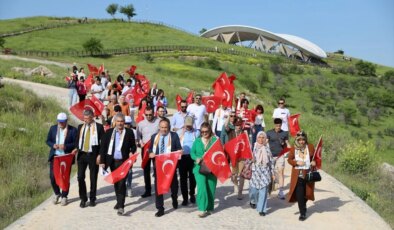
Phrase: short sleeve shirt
[{"left": 266, "top": 129, "right": 289, "bottom": 157}]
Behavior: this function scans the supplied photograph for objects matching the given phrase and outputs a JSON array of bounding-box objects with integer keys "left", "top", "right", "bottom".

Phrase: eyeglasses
[
  {"left": 297, "top": 132, "right": 306, "bottom": 137},
  {"left": 229, "top": 115, "right": 235, "bottom": 117},
  {"left": 200, "top": 130, "right": 209, "bottom": 134},
  {"left": 181, "top": 106, "right": 187, "bottom": 108},
  {"left": 145, "top": 114, "right": 153, "bottom": 116},
  {"left": 278, "top": 102, "right": 284, "bottom": 105},
  {"left": 195, "top": 97, "right": 201, "bottom": 100}
]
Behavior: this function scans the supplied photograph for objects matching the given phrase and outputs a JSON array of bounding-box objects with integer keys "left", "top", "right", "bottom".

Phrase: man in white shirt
[
  {"left": 91, "top": 77, "right": 104, "bottom": 100},
  {"left": 122, "top": 79, "right": 132, "bottom": 95},
  {"left": 171, "top": 100, "right": 188, "bottom": 132},
  {"left": 272, "top": 98, "right": 291, "bottom": 131},
  {"left": 186, "top": 94, "right": 207, "bottom": 130},
  {"left": 212, "top": 105, "right": 231, "bottom": 137}
]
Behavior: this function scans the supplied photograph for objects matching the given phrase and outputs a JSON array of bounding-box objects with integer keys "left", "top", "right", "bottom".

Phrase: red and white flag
[
  {"left": 186, "top": 91, "right": 194, "bottom": 104},
  {"left": 224, "top": 132, "right": 252, "bottom": 166},
  {"left": 53, "top": 153, "right": 74, "bottom": 192},
  {"left": 84, "top": 74, "right": 94, "bottom": 92},
  {"left": 141, "top": 140, "right": 151, "bottom": 169},
  {"left": 127, "top": 65, "right": 137, "bottom": 76},
  {"left": 155, "top": 151, "right": 182, "bottom": 195},
  {"left": 176, "top": 94, "right": 182, "bottom": 111},
  {"left": 203, "top": 139, "right": 231, "bottom": 183},
  {"left": 87, "top": 64, "right": 99, "bottom": 75},
  {"left": 201, "top": 95, "right": 221, "bottom": 113},
  {"left": 212, "top": 72, "right": 235, "bottom": 108},
  {"left": 70, "top": 99, "right": 101, "bottom": 120},
  {"left": 104, "top": 153, "right": 139, "bottom": 184},
  {"left": 288, "top": 114, "right": 301, "bottom": 137},
  {"left": 90, "top": 95, "right": 104, "bottom": 115},
  {"left": 98, "top": 64, "right": 105, "bottom": 74},
  {"left": 136, "top": 103, "right": 147, "bottom": 124},
  {"left": 277, "top": 146, "right": 291, "bottom": 158},
  {"left": 313, "top": 137, "right": 323, "bottom": 169}
]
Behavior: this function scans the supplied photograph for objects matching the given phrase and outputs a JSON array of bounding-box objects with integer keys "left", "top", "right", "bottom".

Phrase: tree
[
  {"left": 106, "top": 3, "right": 119, "bottom": 19},
  {"left": 0, "top": 37, "right": 5, "bottom": 48},
  {"left": 82, "top": 38, "right": 103, "bottom": 55},
  {"left": 120, "top": 4, "right": 137, "bottom": 21},
  {"left": 199, "top": 28, "right": 207, "bottom": 34},
  {"left": 355, "top": 60, "right": 376, "bottom": 76}
]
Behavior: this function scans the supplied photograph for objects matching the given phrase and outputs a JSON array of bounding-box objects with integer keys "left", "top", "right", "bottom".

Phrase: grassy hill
[{"left": 1, "top": 16, "right": 393, "bottom": 227}]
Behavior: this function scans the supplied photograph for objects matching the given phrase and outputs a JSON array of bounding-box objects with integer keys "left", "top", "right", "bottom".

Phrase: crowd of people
[{"left": 48, "top": 65, "right": 318, "bottom": 221}]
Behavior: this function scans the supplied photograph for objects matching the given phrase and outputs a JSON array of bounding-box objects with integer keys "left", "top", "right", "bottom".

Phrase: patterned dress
[{"left": 249, "top": 145, "right": 274, "bottom": 189}]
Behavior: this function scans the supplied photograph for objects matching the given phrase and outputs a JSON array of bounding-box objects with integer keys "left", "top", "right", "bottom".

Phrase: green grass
[
  {"left": 1, "top": 16, "right": 394, "bottom": 227},
  {"left": 0, "top": 84, "right": 67, "bottom": 229}
]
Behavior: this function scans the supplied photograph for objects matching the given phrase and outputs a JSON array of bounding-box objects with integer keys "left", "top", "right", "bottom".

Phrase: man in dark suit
[
  {"left": 46, "top": 112, "right": 78, "bottom": 206},
  {"left": 148, "top": 118, "right": 183, "bottom": 217},
  {"left": 75, "top": 109, "right": 105, "bottom": 208},
  {"left": 99, "top": 113, "right": 137, "bottom": 215},
  {"left": 149, "top": 82, "right": 158, "bottom": 98}
]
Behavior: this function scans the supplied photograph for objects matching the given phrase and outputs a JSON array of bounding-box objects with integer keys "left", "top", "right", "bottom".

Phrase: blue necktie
[{"left": 160, "top": 136, "right": 165, "bottom": 154}]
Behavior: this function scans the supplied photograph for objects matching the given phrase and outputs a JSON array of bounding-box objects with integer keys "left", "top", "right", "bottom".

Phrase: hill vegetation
[{"left": 0, "top": 17, "right": 393, "bottom": 227}]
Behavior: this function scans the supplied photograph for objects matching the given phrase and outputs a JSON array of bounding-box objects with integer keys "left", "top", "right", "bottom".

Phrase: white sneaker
[
  {"left": 127, "top": 188, "right": 133, "bottom": 197},
  {"left": 278, "top": 190, "right": 285, "bottom": 200},
  {"left": 52, "top": 195, "right": 60, "bottom": 205},
  {"left": 61, "top": 197, "right": 68, "bottom": 206}
]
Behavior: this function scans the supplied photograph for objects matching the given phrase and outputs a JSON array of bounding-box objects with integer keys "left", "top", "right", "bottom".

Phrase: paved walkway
[{"left": 4, "top": 78, "right": 391, "bottom": 230}]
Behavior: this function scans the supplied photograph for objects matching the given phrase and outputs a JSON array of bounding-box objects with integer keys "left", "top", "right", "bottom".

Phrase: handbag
[
  {"left": 240, "top": 161, "right": 252, "bottom": 180},
  {"left": 305, "top": 170, "right": 321, "bottom": 183},
  {"left": 199, "top": 160, "right": 212, "bottom": 175}
]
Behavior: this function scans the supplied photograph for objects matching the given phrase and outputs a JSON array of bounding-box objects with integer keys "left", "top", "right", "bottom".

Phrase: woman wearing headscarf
[
  {"left": 287, "top": 130, "right": 316, "bottom": 221},
  {"left": 248, "top": 131, "right": 275, "bottom": 216}
]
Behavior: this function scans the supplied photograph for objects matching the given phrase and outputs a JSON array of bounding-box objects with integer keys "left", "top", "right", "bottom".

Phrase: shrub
[
  {"left": 338, "top": 141, "right": 377, "bottom": 174},
  {"left": 194, "top": 59, "right": 205, "bottom": 68},
  {"left": 240, "top": 78, "right": 258, "bottom": 93},
  {"left": 257, "top": 71, "right": 269, "bottom": 87},
  {"left": 143, "top": 54, "right": 154, "bottom": 63},
  {"left": 205, "top": 57, "right": 221, "bottom": 70},
  {"left": 355, "top": 60, "right": 376, "bottom": 76},
  {"left": 82, "top": 37, "right": 103, "bottom": 55},
  {"left": 270, "top": 63, "right": 288, "bottom": 75}
]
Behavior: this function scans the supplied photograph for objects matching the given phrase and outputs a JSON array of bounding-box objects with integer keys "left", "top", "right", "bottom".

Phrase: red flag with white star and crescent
[
  {"left": 155, "top": 151, "right": 182, "bottom": 195},
  {"left": 104, "top": 153, "right": 139, "bottom": 184},
  {"left": 53, "top": 153, "right": 74, "bottom": 192},
  {"left": 224, "top": 132, "right": 252, "bottom": 167},
  {"left": 202, "top": 139, "right": 231, "bottom": 183}
]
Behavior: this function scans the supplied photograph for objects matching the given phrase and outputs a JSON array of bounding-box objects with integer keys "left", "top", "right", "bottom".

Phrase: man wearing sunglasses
[
  {"left": 186, "top": 94, "right": 207, "bottom": 131},
  {"left": 272, "top": 98, "right": 291, "bottom": 132},
  {"left": 136, "top": 107, "right": 160, "bottom": 198},
  {"left": 171, "top": 100, "right": 189, "bottom": 132}
]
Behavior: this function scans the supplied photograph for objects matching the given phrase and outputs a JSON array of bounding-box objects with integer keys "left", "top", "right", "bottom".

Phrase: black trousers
[
  {"left": 49, "top": 161, "right": 70, "bottom": 198},
  {"left": 110, "top": 160, "right": 127, "bottom": 208},
  {"left": 179, "top": 155, "right": 196, "bottom": 201},
  {"left": 154, "top": 165, "right": 179, "bottom": 211},
  {"left": 77, "top": 152, "right": 99, "bottom": 202},
  {"left": 142, "top": 146, "right": 152, "bottom": 194},
  {"left": 296, "top": 177, "right": 307, "bottom": 216}
]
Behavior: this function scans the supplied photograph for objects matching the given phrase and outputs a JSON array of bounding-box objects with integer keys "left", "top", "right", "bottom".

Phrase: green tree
[
  {"left": 0, "top": 37, "right": 5, "bottom": 48},
  {"left": 199, "top": 28, "right": 207, "bottom": 34},
  {"left": 120, "top": 4, "right": 137, "bottom": 21},
  {"left": 355, "top": 60, "right": 376, "bottom": 76},
  {"left": 82, "top": 38, "right": 103, "bottom": 55},
  {"left": 106, "top": 3, "right": 119, "bottom": 19}
]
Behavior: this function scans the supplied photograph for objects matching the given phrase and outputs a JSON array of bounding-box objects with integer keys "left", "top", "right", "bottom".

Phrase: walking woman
[
  {"left": 190, "top": 122, "right": 217, "bottom": 218},
  {"left": 248, "top": 131, "right": 274, "bottom": 216},
  {"left": 287, "top": 130, "right": 316, "bottom": 221}
]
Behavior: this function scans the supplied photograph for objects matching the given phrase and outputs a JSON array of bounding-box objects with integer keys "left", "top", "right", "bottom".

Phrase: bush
[
  {"left": 143, "top": 54, "right": 154, "bottom": 63},
  {"left": 355, "top": 60, "right": 376, "bottom": 76},
  {"left": 270, "top": 63, "right": 288, "bottom": 75},
  {"left": 82, "top": 37, "right": 103, "bottom": 55},
  {"left": 338, "top": 141, "right": 377, "bottom": 174},
  {"left": 205, "top": 57, "right": 221, "bottom": 70},
  {"left": 257, "top": 71, "right": 269, "bottom": 87},
  {"left": 194, "top": 59, "right": 205, "bottom": 68},
  {"left": 240, "top": 78, "right": 258, "bottom": 93}
]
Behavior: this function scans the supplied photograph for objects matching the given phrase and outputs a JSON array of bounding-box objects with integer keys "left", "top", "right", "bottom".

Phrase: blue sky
[{"left": 0, "top": 0, "right": 393, "bottom": 67}]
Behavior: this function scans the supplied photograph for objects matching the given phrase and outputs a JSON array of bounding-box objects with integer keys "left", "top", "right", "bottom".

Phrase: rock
[
  {"left": 11, "top": 67, "right": 32, "bottom": 76},
  {"left": 380, "top": 163, "right": 394, "bottom": 181},
  {"left": 30, "top": 65, "right": 54, "bottom": 77},
  {"left": 178, "top": 87, "right": 191, "bottom": 92}
]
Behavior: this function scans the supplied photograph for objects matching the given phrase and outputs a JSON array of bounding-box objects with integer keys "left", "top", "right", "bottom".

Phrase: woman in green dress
[{"left": 190, "top": 122, "right": 218, "bottom": 218}]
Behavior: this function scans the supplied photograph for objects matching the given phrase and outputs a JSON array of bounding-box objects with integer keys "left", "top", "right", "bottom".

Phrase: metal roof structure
[{"left": 201, "top": 25, "right": 327, "bottom": 61}]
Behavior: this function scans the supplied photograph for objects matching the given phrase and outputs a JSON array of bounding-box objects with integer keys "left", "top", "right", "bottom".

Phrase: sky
[{"left": 0, "top": 0, "right": 393, "bottom": 67}]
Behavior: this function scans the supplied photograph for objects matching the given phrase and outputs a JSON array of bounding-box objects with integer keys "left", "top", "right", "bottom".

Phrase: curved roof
[{"left": 201, "top": 25, "right": 327, "bottom": 59}]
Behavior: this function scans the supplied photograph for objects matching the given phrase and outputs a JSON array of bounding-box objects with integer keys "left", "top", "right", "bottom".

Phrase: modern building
[{"left": 201, "top": 25, "right": 327, "bottom": 62}]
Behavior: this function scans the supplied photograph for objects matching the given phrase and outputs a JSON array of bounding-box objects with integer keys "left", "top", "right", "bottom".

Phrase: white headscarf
[{"left": 253, "top": 131, "right": 269, "bottom": 167}]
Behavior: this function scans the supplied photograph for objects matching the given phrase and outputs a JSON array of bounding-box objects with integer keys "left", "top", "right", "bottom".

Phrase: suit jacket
[
  {"left": 148, "top": 131, "right": 182, "bottom": 154},
  {"left": 287, "top": 144, "right": 315, "bottom": 202},
  {"left": 100, "top": 128, "right": 137, "bottom": 167},
  {"left": 75, "top": 122, "right": 105, "bottom": 159},
  {"left": 46, "top": 124, "right": 78, "bottom": 162},
  {"left": 149, "top": 88, "right": 158, "bottom": 97}
]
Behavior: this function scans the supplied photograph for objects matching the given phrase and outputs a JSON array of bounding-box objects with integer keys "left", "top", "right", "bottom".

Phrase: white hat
[
  {"left": 57, "top": 112, "right": 67, "bottom": 122},
  {"left": 125, "top": 116, "right": 132, "bottom": 124}
]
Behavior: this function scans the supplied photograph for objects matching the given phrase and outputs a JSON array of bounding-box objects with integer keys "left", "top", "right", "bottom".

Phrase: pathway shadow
[{"left": 307, "top": 197, "right": 350, "bottom": 217}]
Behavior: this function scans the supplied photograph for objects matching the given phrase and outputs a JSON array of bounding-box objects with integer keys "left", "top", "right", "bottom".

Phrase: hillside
[{"left": 0, "top": 16, "right": 393, "bottom": 227}]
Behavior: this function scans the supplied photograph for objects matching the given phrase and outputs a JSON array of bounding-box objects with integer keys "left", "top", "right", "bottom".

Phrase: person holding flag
[
  {"left": 190, "top": 122, "right": 218, "bottom": 218},
  {"left": 148, "top": 118, "right": 183, "bottom": 217},
  {"left": 266, "top": 118, "right": 290, "bottom": 200},
  {"left": 153, "top": 89, "right": 168, "bottom": 113},
  {"left": 99, "top": 113, "right": 137, "bottom": 216},
  {"left": 287, "top": 131, "right": 316, "bottom": 221},
  {"left": 46, "top": 113, "right": 77, "bottom": 206}
]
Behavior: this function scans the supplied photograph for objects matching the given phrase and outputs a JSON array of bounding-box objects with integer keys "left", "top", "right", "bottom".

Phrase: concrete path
[{"left": 3, "top": 78, "right": 391, "bottom": 230}]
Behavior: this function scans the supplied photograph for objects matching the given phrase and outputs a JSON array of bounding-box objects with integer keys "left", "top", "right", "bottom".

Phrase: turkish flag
[
  {"left": 84, "top": 74, "right": 94, "bottom": 91},
  {"left": 212, "top": 72, "right": 235, "bottom": 108},
  {"left": 277, "top": 146, "right": 291, "bottom": 158},
  {"left": 228, "top": 74, "right": 237, "bottom": 84},
  {"left": 154, "top": 100, "right": 163, "bottom": 116},
  {"left": 104, "top": 153, "right": 139, "bottom": 184},
  {"left": 131, "top": 84, "right": 146, "bottom": 106},
  {"left": 98, "top": 64, "right": 104, "bottom": 74},
  {"left": 186, "top": 91, "right": 194, "bottom": 104},
  {"left": 65, "top": 76, "right": 71, "bottom": 82},
  {"left": 176, "top": 95, "right": 182, "bottom": 111},
  {"left": 53, "top": 153, "right": 74, "bottom": 192},
  {"left": 141, "top": 140, "right": 151, "bottom": 169},
  {"left": 90, "top": 95, "right": 104, "bottom": 115},
  {"left": 224, "top": 132, "right": 252, "bottom": 167},
  {"left": 203, "top": 139, "right": 231, "bottom": 183},
  {"left": 213, "top": 83, "right": 224, "bottom": 102},
  {"left": 70, "top": 99, "right": 101, "bottom": 120},
  {"left": 127, "top": 65, "right": 137, "bottom": 75},
  {"left": 87, "top": 64, "right": 99, "bottom": 75},
  {"left": 83, "top": 99, "right": 102, "bottom": 117},
  {"left": 201, "top": 95, "right": 221, "bottom": 113},
  {"left": 136, "top": 103, "right": 146, "bottom": 124},
  {"left": 155, "top": 151, "right": 182, "bottom": 195},
  {"left": 288, "top": 114, "right": 301, "bottom": 137},
  {"left": 313, "top": 137, "right": 323, "bottom": 169}
]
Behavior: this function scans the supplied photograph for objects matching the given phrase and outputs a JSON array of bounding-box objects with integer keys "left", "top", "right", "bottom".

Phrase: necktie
[
  {"left": 83, "top": 125, "right": 91, "bottom": 152},
  {"left": 160, "top": 136, "right": 165, "bottom": 154}
]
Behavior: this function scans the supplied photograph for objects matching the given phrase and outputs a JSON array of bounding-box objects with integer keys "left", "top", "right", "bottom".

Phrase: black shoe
[
  {"left": 190, "top": 195, "right": 196, "bottom": 204},
  {"left": 141, "top": 192, "right": 151, "bottom": 198},
  {"left": 89, "top": 200, "right": 96, "bottom": 207},
  {"left": 250, "top": 202, "right": 256, "bottom": 209},
  {"left": 259, "top": 212, "right": 266, "bottom": 216},
  {"left": 172, "top": 201, "right": 178, "bottom": 209},
  {"left": 299, "top": 215, "right": 306, "bottom": 221},
  {"left": 182, "top": 200, "right": 188, "bottom": 206},
  {"left": 155, "top": 210, "right": 165, "bottom": 217},
  {"left": 80, "top": 201, "right": 86, "bottom": 208},
  {"left": 114, "top": 204, "right": 119, "bottom": 210}
]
